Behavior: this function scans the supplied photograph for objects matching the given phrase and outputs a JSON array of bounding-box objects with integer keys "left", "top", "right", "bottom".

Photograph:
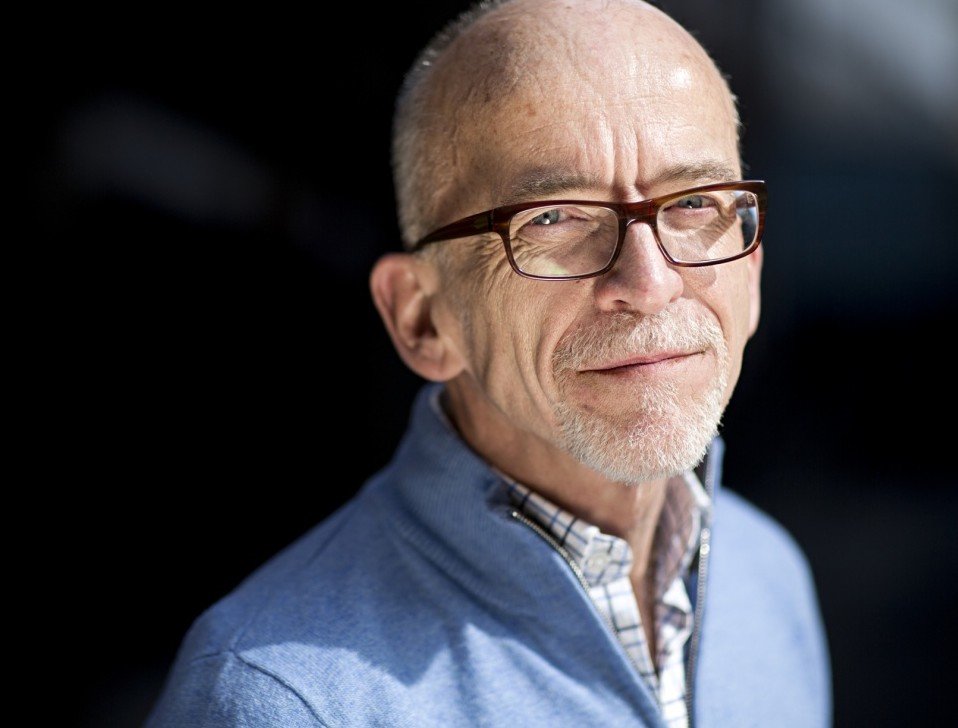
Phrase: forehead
[{"left": 435, "top": 1, "right": 740, "bottom": 212}]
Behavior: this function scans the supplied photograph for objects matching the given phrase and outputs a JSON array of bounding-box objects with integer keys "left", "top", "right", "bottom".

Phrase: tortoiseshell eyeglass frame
[{"left": 412, "top": 180, "right": 767, "bottom": 281}]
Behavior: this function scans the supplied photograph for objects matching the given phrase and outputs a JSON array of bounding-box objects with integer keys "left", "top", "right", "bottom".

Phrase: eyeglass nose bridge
[
  {"left": 619, "top": 198, "right": 658, "bottom": 230},
  {"left": 611, "top": 200, "right": 670, "bottom": 264}
]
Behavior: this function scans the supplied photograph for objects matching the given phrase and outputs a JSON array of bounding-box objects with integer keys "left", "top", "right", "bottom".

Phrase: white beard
[{"left": 551, "top": 306, "right": 729, "bottom": 486}]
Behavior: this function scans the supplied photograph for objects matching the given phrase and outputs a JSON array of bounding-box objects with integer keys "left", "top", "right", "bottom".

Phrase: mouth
[{"left": 583, "top": 350, "right": 704, "bottom": 375}]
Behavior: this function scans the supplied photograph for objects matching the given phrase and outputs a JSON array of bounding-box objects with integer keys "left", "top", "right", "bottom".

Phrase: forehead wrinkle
[
  {"left": 648, "top": 161, "right": 740, "bottom": 189},
  {"left": 499, "top": 168, "right": 605, "bottom": 204},
  {"left": 495, "top": 159, "right": 740, "bottom": 209},
  {"left": 420, "top": 0, "right": 740, "bottom": 227}
]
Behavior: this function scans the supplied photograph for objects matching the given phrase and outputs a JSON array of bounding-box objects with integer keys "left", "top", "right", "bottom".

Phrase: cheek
[
  {"left": 447, "top": 255, "right": 536, "bottom": 378},
  {"left": 478, "top": 280, "right": 565, "bottom": 392},
  {"left": 684, "top": 262, "right": 752, "bottom": 393},
  {"left": 454, "top": 265, "right": 583, "bottom": 418},
  {"left": 713, "top": 264, "right": 754, "bottom": 394},
  {"left": 437, "top": 245, "right": 510, "bottom": 345}
]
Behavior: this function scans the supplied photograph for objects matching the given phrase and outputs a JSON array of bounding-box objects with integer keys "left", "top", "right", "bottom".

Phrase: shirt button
[{"left": 584, "top": 551, "right": 611, "bottom": 572}]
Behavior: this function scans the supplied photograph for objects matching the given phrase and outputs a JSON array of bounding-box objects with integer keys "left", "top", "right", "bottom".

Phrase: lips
[
  {"left": 551, "top": 307, "right": 724, "bottom": 378},
  {"left": 585, "top": 350, "right": 702, "bottom": 372}
]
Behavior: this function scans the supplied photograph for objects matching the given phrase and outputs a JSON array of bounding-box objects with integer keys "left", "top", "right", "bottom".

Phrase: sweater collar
[{"left": 384, "top": 384, "right": 723, "bottom": 601}]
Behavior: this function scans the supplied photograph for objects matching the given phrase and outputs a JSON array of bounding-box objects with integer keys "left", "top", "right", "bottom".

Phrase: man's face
[{"left": 428, "top": 4, "right": 762, "bottom": 485}]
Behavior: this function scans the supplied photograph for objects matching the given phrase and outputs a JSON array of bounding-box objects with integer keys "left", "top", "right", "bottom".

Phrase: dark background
[{"left": 29, "top": 1, "right": 957, "bottom": 725}]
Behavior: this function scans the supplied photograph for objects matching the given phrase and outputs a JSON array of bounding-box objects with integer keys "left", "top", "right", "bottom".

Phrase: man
[{"left": 148, "top": 0, "right": 830, "bottom": 725}]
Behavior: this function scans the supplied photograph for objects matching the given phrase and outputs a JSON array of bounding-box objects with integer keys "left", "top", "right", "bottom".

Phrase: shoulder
[
  {"left": 176, "top": 490, "right": 376, "bottom": 658},
  {"left": 699, "top": 487, "right": 831, "bottom": 726},
  {"left": 715, "top": 487, "right": 805, "bottom": 550},
  {"left": 710, "top": 487, "right": 824, "bottom": 627},
  {"left": 146, "top": 649, "right": 326, "bottom": 727},
  {"left": 711, "top": 486, "right": 828, "bottom": 644},
  {"left": 713, "top": 487, "right": 817, "bottom": 585},
  {"left": 148, "top": 474, "right": 408, "bottom": 725}
]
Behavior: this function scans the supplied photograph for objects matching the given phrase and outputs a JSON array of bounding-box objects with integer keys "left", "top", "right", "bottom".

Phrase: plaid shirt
[{"left": 505, "top": 472, "right": 710, "bottom": 728}]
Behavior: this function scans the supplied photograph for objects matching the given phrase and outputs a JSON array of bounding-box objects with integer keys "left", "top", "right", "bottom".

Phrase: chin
[{"left": 554, "top": 384, "right": 725, "bottom": 486}]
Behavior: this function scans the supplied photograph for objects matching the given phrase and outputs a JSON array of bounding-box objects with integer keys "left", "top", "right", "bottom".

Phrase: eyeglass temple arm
[{"left": 414, "top": 210, "right": 495, "bottom": 250}]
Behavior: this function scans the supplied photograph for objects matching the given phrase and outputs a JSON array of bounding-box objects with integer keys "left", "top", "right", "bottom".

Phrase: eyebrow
[
  {"left": 646, "top": 161, "right": 740, "bottom": 189},
  {"left": 500, "top": 161, "right": 739, "bottom": 203},
  {"left": 501, "top": 169, "right": 602, "bottom": 203}
]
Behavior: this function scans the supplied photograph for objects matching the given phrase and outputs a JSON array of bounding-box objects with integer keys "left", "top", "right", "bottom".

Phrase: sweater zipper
[
  {"left": 510, "top": 509, "right": 593, "bottom": 594},
  {"left": 684, "top": 462, "right": 716, "bottom": 728},
  {"left": 509, "top": 510, "right": 639, "bottom": 672},
  {"left": 512, "top": 488, "right": 714, "bottom": 728},
  {"left": 684, "top": 522, "right": 711, "bottom": 728}
]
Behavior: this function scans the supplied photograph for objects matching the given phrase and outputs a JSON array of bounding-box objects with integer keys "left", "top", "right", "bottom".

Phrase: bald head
[
  {"left": 393, "top": 0, "right": 740, "bottom": 248},
  {"left": 376, "top": 0, "right": 763, "bottom": 496}
]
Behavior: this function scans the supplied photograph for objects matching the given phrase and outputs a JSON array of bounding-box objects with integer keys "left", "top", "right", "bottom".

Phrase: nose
[{"left": 592, "top": 221, "right": 684, "bottom": 314}]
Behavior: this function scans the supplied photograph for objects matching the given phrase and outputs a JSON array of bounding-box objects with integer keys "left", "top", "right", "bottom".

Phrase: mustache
[{"left": 553, "top": 308, "right": 725, "bottom": 373}]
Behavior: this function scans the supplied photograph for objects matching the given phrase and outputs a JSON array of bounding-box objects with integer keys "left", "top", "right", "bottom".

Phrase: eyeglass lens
[{"left": 506, "top": 189, "right": 759, "bottom": 278}]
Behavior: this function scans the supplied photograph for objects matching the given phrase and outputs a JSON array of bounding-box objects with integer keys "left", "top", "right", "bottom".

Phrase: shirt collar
[
  {"left": 427, "top": 384, "right": 713, "bottom": 589},
  {"left": 503, "top": 471, "right": 710, "bottom": 592}
]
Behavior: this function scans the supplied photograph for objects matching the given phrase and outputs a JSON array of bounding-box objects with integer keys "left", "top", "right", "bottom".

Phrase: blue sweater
[{"left": 148, "top": 385, "right": 831, "bottom": 727}]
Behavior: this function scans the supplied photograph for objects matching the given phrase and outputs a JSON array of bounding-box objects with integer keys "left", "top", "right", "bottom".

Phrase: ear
[
  {"left": 369, "top": 253, "right": 466, "bottom": 382},
  {"left": 745, "top": 244, "right": 763, "bottom": 338}
]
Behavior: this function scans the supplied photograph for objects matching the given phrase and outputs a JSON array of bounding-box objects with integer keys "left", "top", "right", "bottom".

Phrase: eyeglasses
[{"left": 413, "top": 180, "right": 766, "bottom": 280}]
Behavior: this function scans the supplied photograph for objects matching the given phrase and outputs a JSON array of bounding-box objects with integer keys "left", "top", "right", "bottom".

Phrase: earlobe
[
  {"left": 746, "top": 245, "right": 763, "bottom": 337},
  {"left": 369, "top": 253, "right": 466, "bottom": 382}
]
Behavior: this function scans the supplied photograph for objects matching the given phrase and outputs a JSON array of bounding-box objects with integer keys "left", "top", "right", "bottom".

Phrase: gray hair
[{"left": 392, "top": 1, "right": 511, "bottom": 249}]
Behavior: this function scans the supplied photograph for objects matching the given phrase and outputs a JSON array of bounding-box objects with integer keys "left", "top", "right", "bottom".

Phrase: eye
[
  {"left": 672, "top": 194, "right": 713, "bottom": 210},
  {"left": 514, "top": 205, "right": 607, "bottom": 240},
  {"left": 530, "top": 209, "right": 563, "bottom": 225}
]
